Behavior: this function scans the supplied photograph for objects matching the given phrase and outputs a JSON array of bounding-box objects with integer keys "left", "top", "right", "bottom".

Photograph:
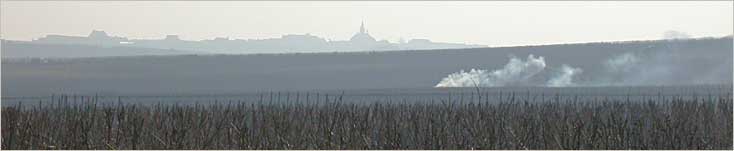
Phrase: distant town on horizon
[{"left": 1, "top": 22, "right": 488, "bottom": 54}]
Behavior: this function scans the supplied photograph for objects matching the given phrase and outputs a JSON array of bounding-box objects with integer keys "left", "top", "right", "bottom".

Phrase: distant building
[
  {"left": 165, "top": 35, "right": 181, "bottom": 41},
  {"left": 350, "top": 21, "right": 377, "bottom": 43},
  {"left": 88, "top": 30, "right": 109, "bottom": 39},
  {"left": 34, "top": 30, "right": 127, "bottom": 46}
]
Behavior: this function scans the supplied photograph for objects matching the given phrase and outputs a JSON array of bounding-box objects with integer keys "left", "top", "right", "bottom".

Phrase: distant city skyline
[{"left": 1, "top": 1, "right": 732, "bottom": 47}]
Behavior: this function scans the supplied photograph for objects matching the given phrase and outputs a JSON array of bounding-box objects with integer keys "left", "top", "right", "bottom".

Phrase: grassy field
[{"left": 1, "top": 90, "right": 732, "bottom": 150}]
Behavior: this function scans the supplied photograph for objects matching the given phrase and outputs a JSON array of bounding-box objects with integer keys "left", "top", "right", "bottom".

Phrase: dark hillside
[{"left": 3, "top": 37, "right": 731, "bottom": 96}]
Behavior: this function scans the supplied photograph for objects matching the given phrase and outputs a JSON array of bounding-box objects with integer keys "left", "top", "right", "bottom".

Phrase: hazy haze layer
[{"left": 2, "top": 1, "right": 732, "bottom": 51}]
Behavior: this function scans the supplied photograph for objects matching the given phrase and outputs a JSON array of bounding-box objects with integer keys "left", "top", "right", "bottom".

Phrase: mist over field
[{"left": 2, "top": 37, "right": 731, "bottom": 96}]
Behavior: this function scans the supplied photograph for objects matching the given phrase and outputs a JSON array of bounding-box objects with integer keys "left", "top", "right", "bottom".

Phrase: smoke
[
  {"left": 547, "top": 64, "right": 583, "bottom": 87},
  {"left": 590, "top": 33, "right": 730, "bottom": 86},
  {"left": 435, "top": 54, "right": 546, "bottom": 87},
  {"left": 434, "top": 32, "right": 730, "bottom": 88},
  {"left": 435, "top": 48, "right": 724, "bottom": 88},
  {"left": 436, "top": 54, "right": 587, "bottom": 87},
  {"left": 596, "top": 51, "right": 666, "bottom": 86},
  {"left": 434, "top": 69, "right": 489, "bottom": 87},
  {"left": 593, "top": 31, "right": 728, "bottom": 86},
  {"left": 604, "top": 52, "right": 639, "bottom": 73}
]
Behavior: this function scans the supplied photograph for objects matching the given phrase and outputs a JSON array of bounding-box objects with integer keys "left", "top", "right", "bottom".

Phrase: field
[{"left": 1, "top": 86, "right": 732, "bottom": 149}]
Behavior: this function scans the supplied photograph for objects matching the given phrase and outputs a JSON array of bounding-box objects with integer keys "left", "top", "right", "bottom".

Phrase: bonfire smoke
[
  {"left": 595, "top": 47, "right": 720, "bottom": 86},
  {"left": 588, "top": 32, "right": 730, "bottom": 86},
  {"left": 547, "top": 64, "right": 583, "bottom": 87},
  {"left": 604, "top": 52, "right": 639, "bottom": 73},
  {"left": 435, "top": 31, "right": 729, "bottom": 88},
  {"left": 435, "top": 54, "right": 546, "bottom": 87}
]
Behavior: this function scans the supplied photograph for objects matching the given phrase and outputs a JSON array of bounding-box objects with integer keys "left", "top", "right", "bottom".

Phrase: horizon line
[{"left": 2, "top": 30, "right": 731, "bottom": 48}]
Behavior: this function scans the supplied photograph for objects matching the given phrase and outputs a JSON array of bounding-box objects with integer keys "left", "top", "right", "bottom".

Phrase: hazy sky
[{"left": 2, "top": 1, "right": 732, "bottom": 47}]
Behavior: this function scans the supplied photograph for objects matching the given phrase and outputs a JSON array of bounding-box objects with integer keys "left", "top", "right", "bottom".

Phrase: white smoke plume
[
  {"left": 592, "top": 33, "right": 731, "bottom": 86},
  {"left": 604, "top": 52, "right": 639, "bottom": 73},
  {"left": 435, "top": 54, "right": 546, "bottom": 87},
  {"left": 547, "top": 64, "right": 583, "bottom": 87},
  {"left": 435, "top": 31, "right": 728, "bottom": 87}
]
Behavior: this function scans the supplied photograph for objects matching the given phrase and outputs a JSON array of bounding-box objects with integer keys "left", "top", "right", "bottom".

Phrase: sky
[{"left": 1, "top": 1, "right": 732, "bottom": 47}]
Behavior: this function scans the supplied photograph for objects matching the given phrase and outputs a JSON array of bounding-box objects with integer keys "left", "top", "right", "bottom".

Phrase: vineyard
[{"left": 2, "top": 88, "right": 732, "bottom": 149}]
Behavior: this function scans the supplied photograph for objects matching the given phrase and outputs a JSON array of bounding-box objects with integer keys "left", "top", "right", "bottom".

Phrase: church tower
[
  {"left": 359, "top": 21, "right": 366, "bottom": 34},
  {"left": 350, "top": 21, "right": 376, "bottom": 43}
]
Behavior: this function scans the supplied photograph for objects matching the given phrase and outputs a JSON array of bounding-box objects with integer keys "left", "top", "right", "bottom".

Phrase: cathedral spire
[{"left": 360, "top": 21, "right": 366, "bottom": 34}]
